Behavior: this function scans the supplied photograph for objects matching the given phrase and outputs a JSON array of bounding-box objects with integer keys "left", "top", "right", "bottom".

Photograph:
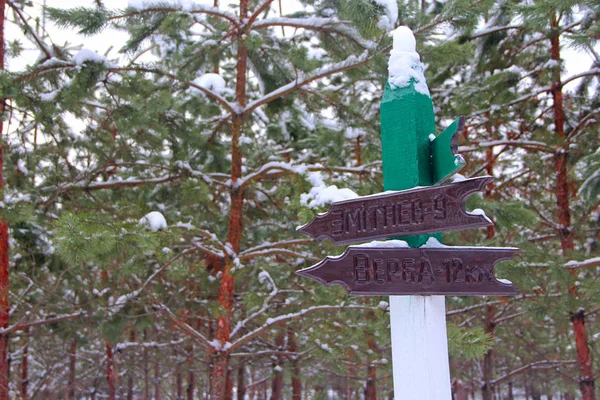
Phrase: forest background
[{"left": 0, "top": 0, "right": 599, "bottom": 399}]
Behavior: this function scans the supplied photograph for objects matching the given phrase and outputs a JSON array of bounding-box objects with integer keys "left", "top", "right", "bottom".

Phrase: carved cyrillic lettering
[
  {"left": 346, "top": 209, "right": 363, "bottom": 233},
  {"left": 418, "top": 256, "right": 435, "bottom": 283},
  {"left": 434, "top": 195, "right": 447, "bottom": 221},
  {"left": 354, "top": 254, "right": 369, "bottom": 284},
  {"left": 331, "top": 210, "right": 343, "bottom": 236},
  {"left": 367, "top": 205, "right": 388, "bottom": 231},
  {"left": 374, "top": 259, "right": 386, "bottom": 284},
  {"left": 412, "top": 199, "right": 423, "bottom": 224},
  {"left": 465, "top": 265, "right": 481, "bottom": 283},
  {"left": 387, "top": 258, "right": 401, "bottom": 281},
  {"left": 402, "top": 258, "right": 416, "bottom": 282}
]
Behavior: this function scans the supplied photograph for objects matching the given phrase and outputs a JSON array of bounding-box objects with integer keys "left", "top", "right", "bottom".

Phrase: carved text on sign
[
  {"left": 297, "top": 246, "right": 518, "bottom": 296},
  {"left": 297, "top": 177, "right": 493, "bottom": 245}
]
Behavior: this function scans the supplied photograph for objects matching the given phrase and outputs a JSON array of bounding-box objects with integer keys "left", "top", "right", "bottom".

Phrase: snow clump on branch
[
  {"left": 374, "top": 0, "right": 398, "bottom": 30},
  {"left": 388, "top": 26, "right": 429, "bottom": 96},
  {"left": 139, "top": 211, "right": 168, "bottom": 232},
  {"left": 300, "top": 172, "right": 358, "bottom": 208},
  {"left": 195, "top": 73, "right": 226, "bottom": 95}
]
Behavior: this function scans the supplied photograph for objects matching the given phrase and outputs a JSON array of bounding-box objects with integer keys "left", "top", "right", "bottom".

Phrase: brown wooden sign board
[
  {"left": 297, "top": 177, "right": 493, "bottom": 245},
  {"left": 297, "top": 246, "right": 518, "bottom": 296}
]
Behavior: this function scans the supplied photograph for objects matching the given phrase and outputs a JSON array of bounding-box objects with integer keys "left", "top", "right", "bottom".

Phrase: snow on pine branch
[
  {"left": 300, "top": 171, "right": 358, "bottom": 208},
  {"left": 244, "top": 50, "right": 371, "bottom": 115},
  {"left": 252, "top": 17, "right": 375, "bottom": 50},
  {"left": 230, "top": 268, "right": 280, "bottom": 339},
  {"left": 564, "top": 257, "right": 600, "bottom": 269},
  {"left": 373, "top": 0, "right": 398, "bottom": 31},
  {"left": 125, "top": 0, "right": 239, "bottom": 25}
]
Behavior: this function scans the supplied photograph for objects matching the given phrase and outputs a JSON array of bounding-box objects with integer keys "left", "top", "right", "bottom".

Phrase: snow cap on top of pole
[{"left": 388, "top": 26, "right": 429, "bottom": 96}]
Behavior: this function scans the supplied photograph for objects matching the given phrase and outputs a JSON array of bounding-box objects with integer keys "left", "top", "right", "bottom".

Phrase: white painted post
[{"left": 390, "top": 295, "right": 451, "bottom": 399}]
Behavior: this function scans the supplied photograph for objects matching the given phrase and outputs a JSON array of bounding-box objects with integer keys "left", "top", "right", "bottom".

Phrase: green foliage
[
  {"left": 447, "top": 322, "right": 493, "bottom": 360},
  {"left": 53, "top": 212, "right": 159, "bottom": 268},
  {"left": 45, "top": 7, "right": 111, "bottom": 35}
]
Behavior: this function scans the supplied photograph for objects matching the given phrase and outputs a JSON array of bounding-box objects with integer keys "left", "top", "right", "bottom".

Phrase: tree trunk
[
  {"left": 482, "top": 303, "right": 495, "bottom": 400},
  {"left": 364, "top": 316, "right": 377, "bottom": 400},
  {"left": 212, "top": 0, "right": 248, "bottom": 397},
  {"left": 482, "top": 148, "right": 495, "bottom": 400},
  {"left": 127, "top": 330, "right": 135, "bottom": 400},
  {"left": 549, "top": 15, "right": 595, "bottom": 400},
  {"left": 236, "top": 363, "right": 246, "bottom": 400},
  {"left": 154, "top": 357, "right": 161, "bottom": 400},
  {"left": 68, "top": 339, "right": 77, "bottom": 400},
  {"left": 20, "top": 327, "right": 28, "bottom": 400},
  {"left": 175, "top": 348, "right": 183, "bottom": 400},
  {"left": 270, "top": 328, "right": 285, "bottom": 400},
  {"left": 144, "top": 329, "right": 149, "bottom": 399},
  {"left": 187, "top": 343, "right": 195, "bottom": 400},
  {"left": 106, "top": 342, "right": 116, "bottom": 400},
  {"left": 0, "top": 0, "right": 10, "bottom": 397},
  {"left": 288, "top": 327, "right": 302, "bottom": 400}
]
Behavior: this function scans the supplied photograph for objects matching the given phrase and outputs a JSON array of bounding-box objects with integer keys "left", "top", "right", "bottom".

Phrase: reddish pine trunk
[
  {"left": 482, "top": 304, "right": 495, "bottom": 400},
  {"left": 106, "top": 342, "right": 116, "bottom": 400},
  {"left": 288, "top": 327, "right": 301, "bottom": 400},
  {"left": 270, "top": 328, "right": 285, "bottom": 400},
  {"left": 236, "top": 363, "right": 246, "bottom": 400},
  {"left": 0, "top": 0, "right": 9, "bottom": 398},
  {"left": 68, "top": 340, "right": 77, "bottom": 399},
  {"left": 127, "top": 331, "right": 135, "bottom": 400},
  {"left": 550, "top": 17, "right": 595, "bottom": 399},
  {"left": 482, "top": 148, "right": 495, "bottom": 400},
  {"left": 187, "top": 343, "right": 195, "bottom": 400},
  {"left": 20, "top": 327, "right": 28, "bottom": 400},
  {"left": 212, "top": 0, "right": 248, "bottom": 397},
  {"left": 144, "top": 331, "right": 150, "bottom": 399},
  {"left": 364, "top": 334, "right": 377, "bottom": 400}
]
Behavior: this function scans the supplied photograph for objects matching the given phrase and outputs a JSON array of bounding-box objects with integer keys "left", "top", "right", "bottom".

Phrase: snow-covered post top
[{"left": 387, "top": 26, "right": 429, "bottom": 96}]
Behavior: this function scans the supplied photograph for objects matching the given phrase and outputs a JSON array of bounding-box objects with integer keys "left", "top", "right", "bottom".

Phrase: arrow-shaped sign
[
  {"left": 297, "top": 245, "right": 518, "bottom": 296},
  {"left": 297, "top": 176, "right": 493, "bottom": 245}
]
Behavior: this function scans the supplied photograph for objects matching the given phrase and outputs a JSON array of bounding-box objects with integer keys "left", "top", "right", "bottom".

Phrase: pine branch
[
  {"left": 492, "top": 360, "right": 578, "bottom": 386},
  {"left": 157, "top": 304, "right": 213, "bottom": 350},
  {"left": 252, "top": 17, "right": 375, "bottom": 50},
  {"left": 108, "top": 5, "right": 239, "bottom": 27},
  {"left": 243, "top": 50, "right": 371, "bottom": 115},
  {"left": 459, "top": 139, "right": 554, "bottom": 153},
  {"left": 238, "top": 248, "right": 317, "bottom": 261},
  {"left": 0, "top": 311, "right": 85, "bottom": 336},
  {"left": 564, "top": 257, "right": 600, "bottom": 270},
  {"left": 246, "top": 0, "right": 275, "bottom": 28},
  {"left": 7, "top": 0, "right": 53, "bottom": 60},
  {"left": 230, "top": 349, "right": 309, "bottom": 359},
  {"left": 240, "top": 239, "right": 314, "bottom": 256},
  {"left": 228, "top": 305, "right": 375, "bottom": 352},
  {"left": 566, "top": 109, "right": 600, "bottom": 143}
]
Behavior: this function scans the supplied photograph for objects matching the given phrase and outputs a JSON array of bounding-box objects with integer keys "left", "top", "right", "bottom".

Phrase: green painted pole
[{"left": 381, "top": 26, "right": 458, "bottom": 399}]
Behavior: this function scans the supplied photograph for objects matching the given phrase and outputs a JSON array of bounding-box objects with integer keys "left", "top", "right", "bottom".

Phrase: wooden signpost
[{"left": 296, "top": 26, "right": 520, "bottom": 399}]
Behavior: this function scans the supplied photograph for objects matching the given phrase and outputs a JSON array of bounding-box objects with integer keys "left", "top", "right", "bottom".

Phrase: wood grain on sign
[
  {"left": 297, "top": 176, "right": 493, "bottom": 245},
  {"left": 297, "top": 246, "right": 518, "bottom": 296}
]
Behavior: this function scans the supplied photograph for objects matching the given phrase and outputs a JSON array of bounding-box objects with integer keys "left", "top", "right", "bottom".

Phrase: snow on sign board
[{"left": 297, "top": 176, "right": 493, "bottom": 245}]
